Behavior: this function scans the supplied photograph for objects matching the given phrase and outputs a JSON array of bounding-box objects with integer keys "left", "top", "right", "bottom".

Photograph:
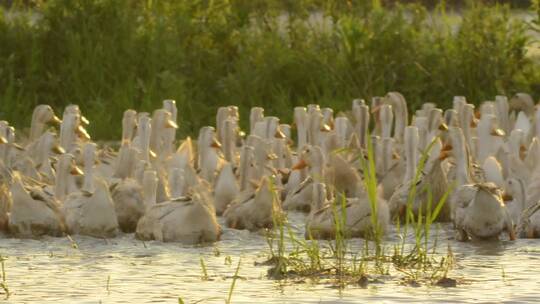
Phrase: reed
[
  {"left": 358, "top": 136, "right": 383, "bottom": 256},
  {"left": 226, "top": 258, "right": 242, "bottom": 304},
  {"left": 260, "top": 135, "right": 456, "bottom": 287},
  {"left": 106, "top": 275, "right": 111, "bottom": 293},
  {"left": 199, "top": 256, "right": 209, "bottom": 281},
  {"left": 392, "top": 137, "right": 455, "bottom": 283},
  {"left": 0, "top": 254, "right": 8, "bottom": 298}
]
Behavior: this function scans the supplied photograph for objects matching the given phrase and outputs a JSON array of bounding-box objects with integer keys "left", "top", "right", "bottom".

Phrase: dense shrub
[{"left": 0, "top": 0, "right": 538, "bottom": 139}]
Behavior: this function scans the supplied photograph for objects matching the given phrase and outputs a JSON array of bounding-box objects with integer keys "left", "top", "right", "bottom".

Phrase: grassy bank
[{"left": 1, "top": 0, "right": 539, "bottom": 139}]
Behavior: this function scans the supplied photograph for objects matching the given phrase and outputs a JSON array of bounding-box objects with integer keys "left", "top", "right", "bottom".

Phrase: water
[{"left": 1, "top": 213, "right": 540, "bottom": 303}]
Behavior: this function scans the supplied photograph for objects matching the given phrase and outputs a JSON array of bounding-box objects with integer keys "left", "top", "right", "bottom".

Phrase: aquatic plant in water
[{"left": 261, "top": 136, "right": 456, "bottom": 288}]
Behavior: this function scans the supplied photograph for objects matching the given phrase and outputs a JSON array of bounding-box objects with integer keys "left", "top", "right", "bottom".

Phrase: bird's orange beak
[
  {"left": 292, "top": 159, "right": 308, "bottom": 170},
  {"left": 76, "top": 125, "right": 91, "bottom": 140},
  {"left": 52, "top": 145, "right": 65, "bottom": 154},
  {"left": 439, "top": 150, "right": 451, "bottom": 161},
  {"left": 502, "top": 192, "right": 513, "bottom": 201},
  {"left": 70, "top": 165, "right": 84, "bottom": 176},
  {"left": 274, "top": 129, "right": 286, "bottom": 139},
  {"left": 211, "top": 139, "right": 222, "bottom": 149},
  {"left": 490, "top": 128, "right": 505, "bottom": 137},
  {"left": 320, "top": 124, "right": 331, "bottom": 132},
  {"left": 49, "top": 115, "right": 62, "bottom": 125},
  {"left": 165, "top": 119, "right": 178, "bottom": 129}
]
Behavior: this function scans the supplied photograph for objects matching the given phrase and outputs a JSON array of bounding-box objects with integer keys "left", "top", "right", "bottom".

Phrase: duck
[
  {"left": 351, "top": 103, "right": 370, "bottom": 149},
  {"left": 10, "top": 129, "right": 61, "bottom": 183},
  {"left": 0, "top": 123, "right": 25, "bottom": 169},
  {"left": 306, "top": 107, "right": 330, "bottom": 148},
  {"left": 162, "top": 99, "right": 178, "bottom": 157},
  {"left": 7, "top": 172, "right": 66, "bottom": 237},
  {"left": 294, "top": 107, "right": 308, "bottom": 150},
  {"left": 9, "top": 124, "right": 28, "bottom": 161},
  {"left": 482, "top": 156, "right": 505, "bottom": 189},
  {"left": 444, "top": 127, "right": 515, "bottom": 241},
  {"left": 505, "top": 129, "right": 530, "bottom": 184},
  {"left": 502, "top": 177, "right": 527, "bottom": 228},
  {"left": 136, "top": 170, "right": 221, "bottom": 243},
  {"left": 28, "top": 105, "right": 62, "bottom": 143},
  {"left": 385, "top": 92, "right": 408, "bottom": 144},
  {"left": 221, "top": 119, "right": 238, "bottom": 164},
  {"left": 252, "top": 116, "right": 283, "bottom": 141},
  {"left": 93, "top": 110, "right": 138, "bottom": 180},
  {"left": 516, "top": 200, "right": 540, "bottom": 238},
  {"left": 0, "top": 163, "right": 11, "bottom": 233},
  {"left": 197, "top": 126, "right": 224, "bottom": 183},
  {"left": 378, "top": 137, "right": 403, "bottom": 200},
  {"left": 249, "top": 107, "right": 265, "bottom": 135},
  {"left": 150, "top": 109, "right": 178, "bottom": 161},
  {"left": 224, "top": 176, "right": 281, "bottom": 231},
  {"left": 7, "top": 155, "right": 69, "bottom": 238},
  {"left": 332, "top": 116, "right": 352, "bottom": 149},
  {"left": 0, "top": 122, "right": 10, "bottom": 163},
  {"left": 304, "top": 182, "right": 332, "bottom": 238},
  {"left": 460, "top": 103, "right": 476, "bottom": 151},
  {"left": 325, "top": 152, "right": 364, "bottom": 198},
  {"left": 109, "top": 145, "right": 145, "bottom": 233},
  {"left": 36, "top": 130, "right": 64, "bottom": 166},
  {"left": 453, "top": 183, "right": 515, "bottom": 241},
  {"left": 63, "top": 143, "right": 120, "bottom": 237},
  {"left": 216, "top": 106, "right": 239, "bottom": 145},
  {"left": 495, "top": 95, "right": 510, "bottom": 134},
  {"left": 59, "top": 113, "right": 84, "bottom": 153},
  {"left": 388, "top": 126, "right": 420, "bottom": 218},
  {"left": 305, "top": 181, "right": 390, "bottom": 240},
  {"left": 389, "top": 126, "right": 450, "bottom": 221},
  {"left": 167, "top": 136, "right": 195, "bottom": 172},
  {"left": 510, "top": 93, "right": 535, "bottom": 120},
  {"left": 249, "top": 135, "right": 278, "bottom": 181},
  {"left": 213, "top": 162, "right": 239, "bottom": 215},
  {"left": 121, "top": 109, "right": 138, "bottom": 145},
  {"left": 379, "top": 104, "right": 393, "bottom": 138},
  {"left": 283, "top": 145, "right": 325, "bottom": 212},
  {"left": 133, "top": 115, "right": 153, "bottom": 163},
  {"left": 476, "top": 114, "right": 505, "bottom": 164}
]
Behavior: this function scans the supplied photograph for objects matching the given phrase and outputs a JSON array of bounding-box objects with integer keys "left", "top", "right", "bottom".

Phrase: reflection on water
[{"left": 2, "top": 213, "right": 540, "bottom": 303}]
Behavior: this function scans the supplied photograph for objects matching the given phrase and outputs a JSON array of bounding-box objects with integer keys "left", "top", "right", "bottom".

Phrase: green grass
[
  {"left": 390, "top": 136, "right": 455, "bottom": 283},
  {"left": 1, "top": 0, "right": 539, "bottom": 139},
  {"left": 262, "top": 134, "right": 455, "bottom": 288},
  {"left": 226, "top": 258, "right": 242, "bottom": 304},
  {"left": 0, "top": 254, "right": 9, "bottom": 298},
  {"left": 200, "top": 256, "right": 209, "bottom": 281}
]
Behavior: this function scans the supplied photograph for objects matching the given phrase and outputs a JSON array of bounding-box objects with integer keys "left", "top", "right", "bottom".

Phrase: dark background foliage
[{"left": 1, "top": 0, "right": 539, "bottom": 139}]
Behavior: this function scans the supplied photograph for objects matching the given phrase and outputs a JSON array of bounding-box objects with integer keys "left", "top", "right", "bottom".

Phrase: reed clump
[{"left": 262, "top": 137, "right": 456, "bottom": 288}]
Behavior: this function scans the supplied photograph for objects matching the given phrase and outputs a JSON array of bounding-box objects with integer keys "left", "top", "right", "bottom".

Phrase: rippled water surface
[{"left": 2, "top": 212, "right": 540, "bottom": 303}]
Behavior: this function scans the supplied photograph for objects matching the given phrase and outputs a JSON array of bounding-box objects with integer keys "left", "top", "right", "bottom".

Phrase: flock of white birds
[{"left": 1, "top": 92, "right": 540, "bottom": 244}]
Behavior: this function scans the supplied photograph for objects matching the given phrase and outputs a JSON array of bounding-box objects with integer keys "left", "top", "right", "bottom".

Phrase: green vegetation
[
  {"left": 392, "top": 137, "right": 454, "bottom": 284},
  {"left": 200, "top": 256, "right": 209, "bottom": 281},
  {"left": 226, "top": 258, "right": 241, "bottom": 304},
  {"left": 0, "top": 254, "right": 9, "bottom": 298},
  {"left": 263, "top": 138, "right": 455, "bottom": 288},
  {"left": 1, "top": 0, "right": 539, "bottom": 139}
]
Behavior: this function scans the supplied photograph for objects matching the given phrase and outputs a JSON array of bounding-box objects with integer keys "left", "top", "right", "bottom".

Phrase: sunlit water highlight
[{"left": 1, "top": 212, "right": 540, "bottom": 303}]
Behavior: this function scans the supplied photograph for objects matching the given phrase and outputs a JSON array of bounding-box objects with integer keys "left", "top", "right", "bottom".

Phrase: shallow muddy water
[{"left": 1, "top": 212, "right": 540, "bottom": 303}]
